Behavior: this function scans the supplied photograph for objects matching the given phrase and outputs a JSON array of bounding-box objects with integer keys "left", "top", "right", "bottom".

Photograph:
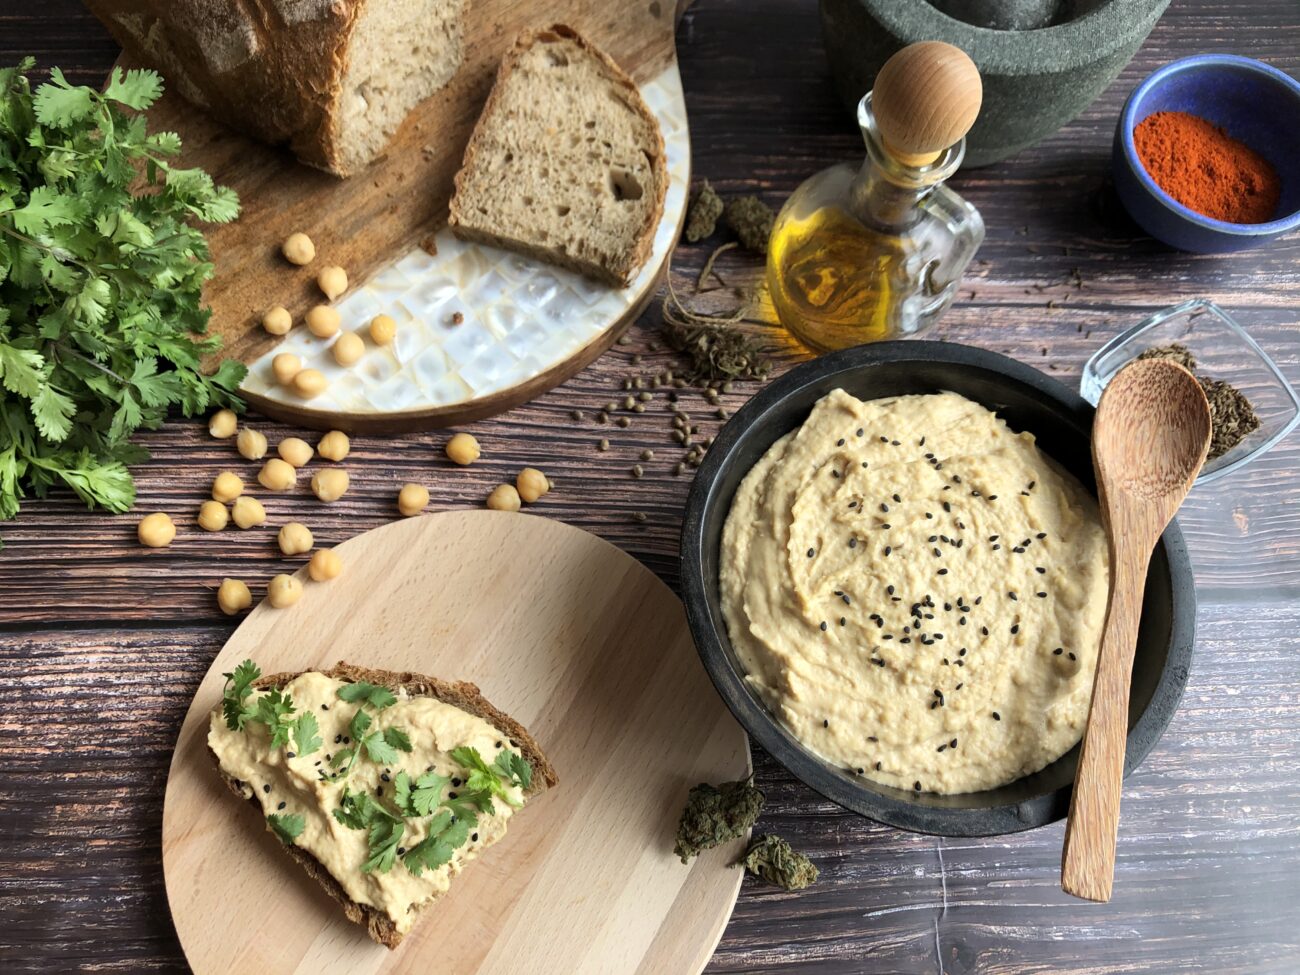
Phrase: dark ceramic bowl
[
  {"left": 680, "top": 342, "right": 1196, "bottom": 836},
  {"left": 1114, "top": 55, "right": 1300, "bottom": 253}
]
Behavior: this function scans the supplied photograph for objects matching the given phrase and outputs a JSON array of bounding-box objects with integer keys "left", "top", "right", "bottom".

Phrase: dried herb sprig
[
  {"left": 661, "top": 274, "right": 771, "bottom": 385},
  {"left": 685, "top": 180, "right": 724, "bottom": 243},
  {"left": 674, "top": 777, "right": 765, "bottom": 863},
  {"left": 738, "top": 834, "right": 819, "bottom": 891}
]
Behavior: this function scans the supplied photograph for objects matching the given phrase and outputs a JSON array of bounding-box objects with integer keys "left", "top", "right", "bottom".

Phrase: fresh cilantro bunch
[{"left": 0, "top": 60, "right": 243, "bottom": 533}]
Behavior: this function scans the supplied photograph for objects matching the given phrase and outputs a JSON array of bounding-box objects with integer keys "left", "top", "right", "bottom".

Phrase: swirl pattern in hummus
[{"left": 720, "top": 390, "right": 1109, "bottom": 794}]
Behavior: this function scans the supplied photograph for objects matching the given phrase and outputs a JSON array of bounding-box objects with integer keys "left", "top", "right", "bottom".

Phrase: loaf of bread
[
  {"left": 448, "top": 24, "right": 668, "bottom": 288},
  {"left": 84, "top": 0, "right": 465, "bottom": 176}
]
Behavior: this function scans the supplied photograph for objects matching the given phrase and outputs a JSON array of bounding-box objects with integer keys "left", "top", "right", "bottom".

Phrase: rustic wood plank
[{"left": 2, "top": 0, "right": 1300, "bottom": 972}]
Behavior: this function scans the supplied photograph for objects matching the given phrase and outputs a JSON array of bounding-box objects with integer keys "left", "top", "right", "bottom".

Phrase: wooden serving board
[
  {"left": 109, "top": 0, "right": 693, "bottom": 432},
  {"left": 161, "top": 511, "right": 750, "bottom": 975}
]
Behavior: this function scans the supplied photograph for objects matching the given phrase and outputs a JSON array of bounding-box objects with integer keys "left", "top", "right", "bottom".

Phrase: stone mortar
[{"left": 819, "top": 0, "right": 1171, "bottom": 167}]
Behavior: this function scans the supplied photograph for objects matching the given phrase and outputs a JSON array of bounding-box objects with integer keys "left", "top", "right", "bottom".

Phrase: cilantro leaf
[
  {"left": 332, "top": 789, "right": 405, "bottom": 873},
  {"left": 337, "top": 681, "right": 397, "bottom": 710},
  {"left": 393, "top": 770, "right": 448, "bottom": 818},
  {"left": 451, "top": 746, "right": 525, "bottom": 809},
  {"left": 494, "top": 750, "right": 533, "bottom": 791},
  {"left": 383, "top": 727, "right": 413, "bottom": 754},
  {"left": 267, "top": 813, "right": 305, "bottom": 845},
  {"left": 255, "top": 689, "right": 296, "bottom": 749},
  {"left": 348, "top": 707, "right": 372, "bottom": 741},
  {"left": 221, "top": 659, "right": 261, "bottom": 731},
  {"left": 363, "top": 731, "right": 400, "bottom": 766},
  {"left": 402, "top": 810, "right": 474, "bottom": 877},
  {"left": 291, "top": 712, "right": 322, "bottom": 756},
  {"left": 363, "top": 817, "right": 404, "bottom": 874}
]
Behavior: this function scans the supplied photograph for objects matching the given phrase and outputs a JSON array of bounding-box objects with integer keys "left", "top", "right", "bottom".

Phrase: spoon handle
[{"left": 1061, "top": 514, "right": 1156, "bottom": 903}]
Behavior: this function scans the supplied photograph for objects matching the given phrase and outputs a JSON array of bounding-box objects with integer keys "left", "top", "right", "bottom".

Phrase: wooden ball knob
[{"left": 872, "top": 41, "right": 982, "bottom": 166}]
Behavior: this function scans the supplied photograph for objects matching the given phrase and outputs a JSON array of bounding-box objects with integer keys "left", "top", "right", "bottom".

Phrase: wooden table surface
[{"left": 3, "top": 1, "right": 1299, "bottom": 972}]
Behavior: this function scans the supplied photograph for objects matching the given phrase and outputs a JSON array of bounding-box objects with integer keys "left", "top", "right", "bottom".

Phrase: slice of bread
[
  {"left": 209, "top": 662, "right": 557, "bottom": 949},
  {"left": 448, "top": 24, "right": 668, "bottom": 287},
  {"left": 86, "top": 0, "right": 466, "bottom": 176}
]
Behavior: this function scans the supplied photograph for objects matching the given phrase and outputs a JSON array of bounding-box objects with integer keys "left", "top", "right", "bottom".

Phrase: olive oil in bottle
[{"left": 767, "top": 42, "right": 985, "bottom": 352}]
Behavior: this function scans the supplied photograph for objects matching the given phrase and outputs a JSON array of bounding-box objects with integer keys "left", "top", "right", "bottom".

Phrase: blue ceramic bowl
[{"left": 1113, "top": 54, "right": 1300, "bottom": 252}]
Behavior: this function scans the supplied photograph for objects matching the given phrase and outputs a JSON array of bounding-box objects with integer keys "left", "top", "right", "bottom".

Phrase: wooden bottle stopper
[{"left": 872, "top": 41, "right": 983, "bottom": 167}]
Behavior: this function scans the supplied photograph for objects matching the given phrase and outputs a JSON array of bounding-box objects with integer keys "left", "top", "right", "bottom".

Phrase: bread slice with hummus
[{"left": 208, "top": 662, "right": 557, "bottom": 949}]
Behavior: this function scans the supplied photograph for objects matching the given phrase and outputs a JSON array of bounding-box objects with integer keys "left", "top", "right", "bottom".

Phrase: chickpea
[
  {"left": 137, "top": 512, "right": 176, "bottom": 547},
  {"left": 277, "top": 521, "right": 314, "bottom": 556},
  {"left": 292, "top": 369, "right": 328, "bottom": 399},
  {"left": 486, "top": 484, "right": 521, "bottom": 512},
  {"left": 237, "top": 427, "right": 269, "bottom": 460},
  {"left": 267, "top": 573, "right": 303, "bottom": 608},
  {"left": 212, "top": 471, "right": 245, "bottom": 503},
  {"left": 262, "top": 306, "right": 292, "bottom": 336},
  {"left": 445, "top": 432, "right": 481, "bottom": 466},
  {"left": 198, "top": 500, "right": 229, "bottom": 532},
  {"left": 311, "top": 468, "right": 350, "bottom": 502},
  {"left": 305, "top": 305, "right": 340, "bottom": 339},
  {"left": 332, "top": 331, "right": 365, "bottom": 367},
  {"left": 259, "top": 458, "right": 297, "bottom": 492},
  {"left": 317, "top": 265, "right": 348, "bottom": 301},
  {"left": 317, "top": 430, "right": 350, "bottom": 462},
  {"left": 231, "top": 496, "right": 267, "bottom": 529},
  {"left": 217, "top": 578, "right": 253, "bottom": 616},
  {"left": 397, "top": 483, "right": 429, "bottom": 517},
  {"left": 272, "top": 353, "right": 302, "bottom": 387},
  {"left": 369, "top": 314, "right": 397, "bottom": 346},
  {"left": 516, "top": 468, "right": 550, "bottom": 504},
  {"left": 209, "top": 408, "right": 237, "bottom": 439},
  {"left": 281, "top": 232, "right": 316, "bottom": 265},
  {"left": 308, "top": 548, "right": 343, "bottom": 581},
  {"left": 278, "top": 437, "right": 314, "bottom": 468}
]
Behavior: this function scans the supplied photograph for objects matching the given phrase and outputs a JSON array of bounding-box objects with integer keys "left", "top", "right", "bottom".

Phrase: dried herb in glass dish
[{"left": 1136, "top": 344, "right": 1260, "bottom": 459}]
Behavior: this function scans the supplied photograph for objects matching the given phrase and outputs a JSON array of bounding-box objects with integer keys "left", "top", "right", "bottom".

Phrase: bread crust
[
  {"left": 208, "top": 661, "right": 556, "bottom": 949},
  {"left": 448, "top": 23, "right": 668, "bottom": 287}
]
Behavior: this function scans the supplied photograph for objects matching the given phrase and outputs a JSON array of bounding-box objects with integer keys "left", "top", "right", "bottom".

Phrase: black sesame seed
[
  {"left": 880, "top": 436, "right": 889, "bottom": 443},
  {"left": 886, "top": 585, "right": 895, "bottom": 595},
  {"left": 981, "top": 626, "right": 989, "bottom": 636},
  {"left": 914, "top": 781, "right": 922, "bottom": 792},
  {"left": 992, "top": 544, "right": 1001, "bottom": 550},
  {"left": 876, "top": 761, "right": 883, "bottom": 771},
  {"left": 1054, "top": 647, "right": 1064, "bottom": 655},
  {"left": 263, "top": 784, "right": 271, "bottom": 793},
  {"left": 857, "top": 428, "right": 864, "bottom": 437},
  {"left": 942, "top": 501, "right": 951, "bottom": 512},
  {"left": 1008, "top": 591, "right": 1018, "bottom": 600},
  {"left": 277, "top": 800, "right": 286, "bottom": 810},
  {"left": 884, "top": 546, "right": 892, "bottom": 556},
  {"left": 823, "top": 719, "right": 829, "bottom": 728},
  {"left": 856, "top": 767, "right": 865, "bottom": 775},
  {"left": 808, "top": 548, "right": 816, "bottom": 558},
  {"left": 868, "top": 736, "right": 878, "bottom": 742},
  {"left": 900, "top": 637, "right": 911, "bottom": 644},
  {"left": 926, "top": 512, "right": 934, "bottom": 519},
  {"left": 849, "top": 538, "right": 858, "bottom": 549},
  {"left": 937, "top": 744, "right": 947, "bottom": 752},
  {"left": 937, "top": 568, "right": 948, "bottom": 575},
  {"left": 950, "top": 738, "right": 958, "bottom": 748},
  {"left": 862, "top": 461, "right": 869, "bottom": 468},
  {"left": 892, "top": 493, "right": 901, "bottom": 503},
  {"left": 891, "top": 440, "right": 901, "bottom": 446},
  {"left": 992, "top": 711, "right": 1001, "bottom": 721},
  {"left": 1036, "top": 566, "right": 1046, "bottom": 574},
  {"left": 1037, "top": 532, "right": 1047, "bottom": 539},
  {"left": 321, "top": 703, "right": 329, "bottom": 711},
  {"left": 958, "top": 647, "right": 966, "bottom": 656},
  {"left": 928, "top": 535, "right": 938, "bottom": 543},
  {"left": 452, "top": 778, "right": 461, "bottom": 786},
  {"left": 448, "top": 791, "right": 458, "bottom": 799},
  {"left": 881, "top": 502, "right": 889, "bottom": 512},
  {"left": 1010, "top": 624, "right": 1020, "bottom": 635},
  {"left": 286, "top": 752, "right": 295, "bottom": 759},
  {"left": 1068, "top": 652, "right": 1077, "bottom": 661},
  {"left": 820, "top": 621, "right": 828, "bottom": 631},
  {"left": 1037, "top": 592, "right": 1047, "bottom": 598},
  {"left": 837, "top": 438, "right": 846, "bottom": 446},
  {"left": 881, "top": 523, "right": 891, "bottom": 529},
  {"left": 919, "top": 437, "right": 926, "bottom": 446},
  {"left": 397, "top": 846, "right": 407, "bottom": 855},
  {"left": 471, "top": 832, "right": 479, "bottom": 842},
  {"left": 840, "top": 617, "right": 846, "bottom": 626},
  {"left": 987, "top": 494, "right": 998, "bottom": 501}
]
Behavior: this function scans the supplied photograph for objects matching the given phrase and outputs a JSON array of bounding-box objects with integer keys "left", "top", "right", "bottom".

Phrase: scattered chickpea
[
  {"left": 516, "top": 468, "right": 550, "bottom": 504},
  {"left": 369, "top": 314, "right": 397, "bottom": 345},
  {"left": 137, "top": 512, "right": 176, "bottom": 548},
  {"left": 397, "top": 483, "right": 429, "bottom": 517},
  {"left": 237, "top": 427, "right": 269, "bottom": 460},
  {"left": 198, "top": 500, "right": 229, "bottom": 532},
  {"left": 317, "top": 265, "right": 348, "bottom": 301},
  {"left": 305, "top": 305, "right": 341, "bottom": 339},
  {"left": 278, "top": 437, "right": 314, "bottom": 468},
  {"left": 231, "top": 496, "right": 267, "bottom": 529},
  {"left": 208, "top": 408, "right": 237, "bottom": 439},
  {"left": 486, "top": 484, "right": 521, "bottom": 512},
  {"left": 262, "top": 306, "right": 292, "bottom": 336},
  {"left": 278, "top": 522, "right": 314, "bottom": 556},
  {"left": 281, "top": 232, "right": 316, "bottom": 265},
  {"left": 311, "top": 468, "right": 349, "bottom": 502},
  {"left": 445, "top": 432, "right": 481, "bottom": 466},
  {"left": 212, "top": 471, "right": 244, "bottom": 503},
  {"left": 267, "top": 574, "right": 303, "bottom": 608},
  {"left": 272, "top": 353, "right": 302, "bottom": 387},
  {"left": 259, "top": 458, "right": 297, "bottom": 492},
  {"left": 292, "top": 369, "right": 328, "bottom": 399},
  {"left": 308, "top": 548, "right": 343, "bottom": 581},
  {"left": 217, "top": 578, "right": 253, "bottom": 616},
  {"left": 317, "top": 430, "right": 350, "bottom": 462},
  {"left": 332, "top": 331, "right": 365, "bottom": 366}
]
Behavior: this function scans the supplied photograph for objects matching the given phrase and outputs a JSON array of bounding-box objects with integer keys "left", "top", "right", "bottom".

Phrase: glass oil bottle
[{"left": 767, "top": 42, "right": 985, "bottom": 352}]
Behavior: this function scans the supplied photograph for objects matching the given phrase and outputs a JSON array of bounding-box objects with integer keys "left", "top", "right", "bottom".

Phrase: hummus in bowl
[{"left": 720, "top": 388, "right": 1109, "bottom": 795}]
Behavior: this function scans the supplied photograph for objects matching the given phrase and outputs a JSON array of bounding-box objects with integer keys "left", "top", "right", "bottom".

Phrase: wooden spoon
[{"left": 1061, "top": 358, "right": 1212, "bottom": 903}]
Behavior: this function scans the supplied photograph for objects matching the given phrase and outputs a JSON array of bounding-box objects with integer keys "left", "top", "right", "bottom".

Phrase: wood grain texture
[
  {"left": 2, "top": 1, "right": 1300, "bottom": 973},
  {"left": 1061, "top": 361, "right": 1211, "bottom": 902},
  {"left": 165, "top": 511, "right": 749, "bottom": 974}
]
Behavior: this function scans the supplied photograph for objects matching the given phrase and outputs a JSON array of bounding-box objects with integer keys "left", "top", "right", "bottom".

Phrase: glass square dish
[{"left": 1081, "top": 299, "right": 1300, "bottom": 483}]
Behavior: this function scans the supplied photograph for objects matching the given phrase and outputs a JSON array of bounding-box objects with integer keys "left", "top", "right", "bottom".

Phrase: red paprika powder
[{"left": 1133, "top": 110, "right": 1281, "bottom": 224}]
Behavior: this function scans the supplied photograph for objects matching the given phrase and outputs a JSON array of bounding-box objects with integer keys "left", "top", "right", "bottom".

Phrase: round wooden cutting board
[{"left": 162, "top": 511, "right": 750, "bottom": 975}]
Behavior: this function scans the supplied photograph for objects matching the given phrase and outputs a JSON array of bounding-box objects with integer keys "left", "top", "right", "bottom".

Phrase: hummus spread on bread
[
  {"left": 720, "top": 390, "right": 1109, "bottom": 794},
  {"left": 208, "top": 672, "right": 525, "bottom": 934}
]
